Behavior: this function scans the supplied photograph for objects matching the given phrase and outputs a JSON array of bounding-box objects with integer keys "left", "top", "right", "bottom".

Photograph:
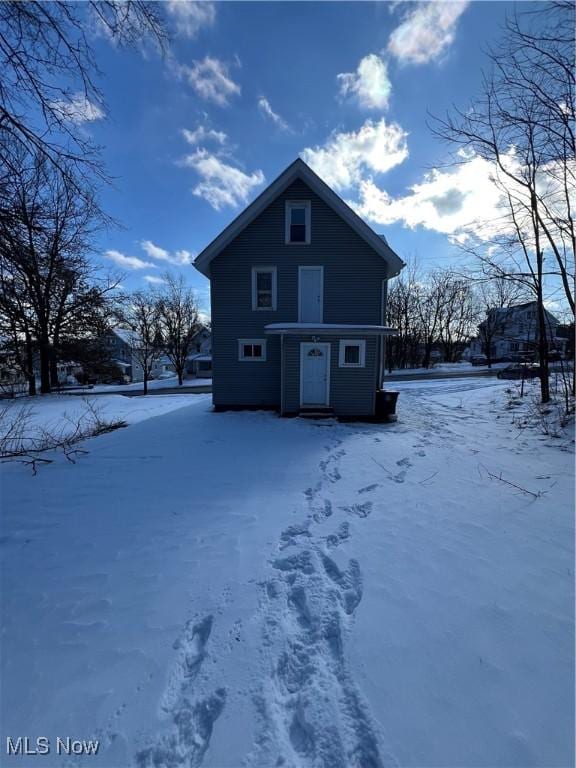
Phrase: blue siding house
[{"left": 194, "top": 159, "right": 404, "bottom": 418}]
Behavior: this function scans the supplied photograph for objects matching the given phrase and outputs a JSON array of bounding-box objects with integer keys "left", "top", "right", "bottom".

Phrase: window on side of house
[
  {"left": 285, "top": 200, "right": 311, "bottom": 244},
  {"left": 251, "top": 267, "right": 277, "bottom": 310},
  {"left": 239, "top": 339, "right": 267, "bottom": 361},
  {"left": 338, "top": 339, "right": 366, "bottom": 368}
]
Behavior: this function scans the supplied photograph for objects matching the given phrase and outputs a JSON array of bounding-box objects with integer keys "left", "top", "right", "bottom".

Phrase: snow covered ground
[
  {"left": 389, "top": 362, "right": 508, "bottom": 376},
  {"left": 0, "top": 393, "right": 200, "bottom": 446},
  {"left": 85, "top": 376, "right": 212, "bottom": 394},
  {"left": 1, "top": 378, "right": 573, "bottom": 768}
]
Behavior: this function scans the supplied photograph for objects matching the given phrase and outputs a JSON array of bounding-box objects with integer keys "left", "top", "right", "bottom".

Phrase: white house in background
[
  {"left": 101, "top": 328, "right": 169, "bottom": 383},
  {"left": 185, "top": 326, "right": 212, "bottom": 378},
  {"left": 466, "top": 301, "right": 565, "bottom": 360}
]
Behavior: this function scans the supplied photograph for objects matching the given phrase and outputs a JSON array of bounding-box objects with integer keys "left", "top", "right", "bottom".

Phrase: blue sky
[{"left": 81, "top": 1, "right": 525, "bottom": 314}]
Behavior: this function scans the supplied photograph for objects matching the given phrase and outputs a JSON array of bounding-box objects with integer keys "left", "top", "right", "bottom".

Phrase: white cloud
[
  {"left": 141, "top": 240, "right": 193, "bottom": 266},
  {"left": 337, "top": 54, "right": 392, "bottom": 110},
  {"left": 51, "top": 93, "right": 105, "bottom": 124},
  {"left": 143, "top": 275, "right": 167, "bottom": 285},
  {"left": 350, "top": 151, "right": 511, "bottom": 242},
  {"left": 182, "top": 126, "right": 227, "bottom": 145},
  {"left": 177, "top": 57, "right": 240, "bottom": 106},
  {"left": 257, "top": 97, "right": 291, "bottom": 132},
  {"left": 301, "top": 118, "right": 409, "bottom": 191},
  {"left": 104, "top": 250, "right": 156, "bottom": 270},
  {"left": 388, "top": 1, "right": 469, "bottom": 65},
  {"left": 181, "top": 149, "right": 265, "bottom": 210},
  {"left": 166, "top": 1, "right": 216, "bottom": 38}
]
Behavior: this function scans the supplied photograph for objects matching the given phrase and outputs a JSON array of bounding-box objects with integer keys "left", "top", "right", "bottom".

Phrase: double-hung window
[
  {"left": 251, "top": 266, "right": 277, "bottom": 311},
  {"left": 338, "top": 340, "right": 366, "bottom": 368},
  {"left": 285, "top": 201, "right": 311, "bottom": 244},
  {"left": 239, "top": 339, "right": 267, "bottom": 361}
]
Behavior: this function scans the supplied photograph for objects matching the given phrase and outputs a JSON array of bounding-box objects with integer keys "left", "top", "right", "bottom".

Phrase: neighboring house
[
  {"left": 101, "top": 328, "right": 166, "bottom": 382},
  {"left": 186, "top": 326, "right": 212, "bottom": 378},
  {"left": 193, "top": 158, "right": 404, "bottom": 418},
  {"left": 191, "top": 326, "right": 212, "bottom": 355},
  {"left": 467, "top": 301, "right": 565, "bottom": 359},
  {"left": 186, "top": 353, "right": 212, "bottom": 378},
  {"left": 55, "top": 361, "right": 83, "bottom": 384},
  {"left": 556, "top": 323, "right": 575, "bottom": 358}
]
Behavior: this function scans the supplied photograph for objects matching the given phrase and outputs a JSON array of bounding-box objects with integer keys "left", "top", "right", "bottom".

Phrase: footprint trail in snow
[{"left": 246, "top": 432, "right": 398, "bottom": 768}]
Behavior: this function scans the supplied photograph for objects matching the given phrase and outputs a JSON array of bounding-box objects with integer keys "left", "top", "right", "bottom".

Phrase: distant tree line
[{"left": 385, "top": 262, "right": 535, "bottom": 371}]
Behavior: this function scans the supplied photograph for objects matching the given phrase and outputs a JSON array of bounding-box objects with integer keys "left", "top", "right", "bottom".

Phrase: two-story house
[
  {"left": 101, "top": 328, "right": 170, "bottom": 383},
  {"left": 193, "top": 159, "right": 404, "bottom": 418},
  {"left": 185, "top": 325, "right": 213, "bottom": 378},
  {"left": 468, "top": 301, "right": 564, "bottom": 361}
]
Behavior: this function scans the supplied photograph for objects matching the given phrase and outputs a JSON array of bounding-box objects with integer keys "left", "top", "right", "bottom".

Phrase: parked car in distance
[
  {"left": 497, "top": 363, "right": 544, "bottom": 380},
  {"left": 470, "top": 355, "right": 488, "bottom": 366},
  {"left": 101, "top": 374, "right": 129, "bottom": 385},
  {"left": 509, "top": 352, "right": 534, "bottom": 363}
]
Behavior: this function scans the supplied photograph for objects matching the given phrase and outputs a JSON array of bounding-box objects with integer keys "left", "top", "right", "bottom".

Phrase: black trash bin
[{"left": 375, "top": 390, "right": 399, "bottom": 420}]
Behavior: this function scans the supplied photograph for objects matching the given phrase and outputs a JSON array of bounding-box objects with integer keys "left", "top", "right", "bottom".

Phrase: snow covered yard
[
  {"left": 0, "top": 392, "right": 202, "bottom": 435},
  {"left": 0, "top": 379, "right": 573, "bottom": 768}
]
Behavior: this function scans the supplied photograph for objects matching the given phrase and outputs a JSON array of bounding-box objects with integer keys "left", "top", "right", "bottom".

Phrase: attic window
[{"left": 286, "top": 201, "right": 311, "bottom": 245}]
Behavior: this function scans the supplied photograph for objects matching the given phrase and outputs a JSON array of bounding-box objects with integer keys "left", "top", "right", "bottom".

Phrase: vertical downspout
[
  {"left": 280, "top": 333, "right": 285, "bottom": 415},
  {"left": 379, "top": 277, "right": 388, "bottom": 387}
]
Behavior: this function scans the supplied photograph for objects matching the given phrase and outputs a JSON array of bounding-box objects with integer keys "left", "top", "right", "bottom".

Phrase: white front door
[
  {"left": 299, "top": 267, "right": 323, "bottom": 322},
  {"left": 301, "top": 343, "right": 330, "bottom": 406}
]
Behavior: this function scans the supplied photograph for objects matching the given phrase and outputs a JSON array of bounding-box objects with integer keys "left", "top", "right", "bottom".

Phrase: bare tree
[
  {"left": 498, "top": 2, "right": 575, "bottom": 315},
  {"left": 0, "top": 2, "right": 167, "bottom": 184},
  {"left": 157, "top": 274, "right": 200, "bottom": 386},
  {"left": 118, "top": 291, "right": 162, "bottom": 395},
  {"left": 431, "top": 2, "right": 575, "bottom": 400},
  {"left": 0, "top": 264, "right": 37, "bottom": 394},
  {"left": 386, "top": 260, "right": 426, "bottom": 371},
  {"left": 417, "top": 273, "right": 445, "bottom": 369},
  {"left": 435, "top": 272, "right": 476, "bottom": 363},
  {"left": 0, "top": 150, "right": 120, "bottom": 393}
]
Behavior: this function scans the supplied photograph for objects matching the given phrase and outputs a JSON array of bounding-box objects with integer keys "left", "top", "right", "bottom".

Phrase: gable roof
[
  {"left": 110, "top": 327, "right": 140, "bottom": 346},
  {"left": 487, "top": 301, "right": 560, "bottom": 323},
  {"left": 193, "top": 158, "right": 405, "bottom": 278}
]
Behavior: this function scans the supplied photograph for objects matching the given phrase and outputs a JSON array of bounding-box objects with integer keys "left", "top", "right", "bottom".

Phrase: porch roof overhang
[{"left": 265, "top": 323, "right": 397, "bottom": 336}]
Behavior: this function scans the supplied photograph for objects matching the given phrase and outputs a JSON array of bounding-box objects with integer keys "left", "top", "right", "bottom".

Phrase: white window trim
[
  {"left": 238, "top": 338, "right": 267, "bottom": 361},
  {"left": 298, "top": 265, "right": 324, "bottom": 323},
  {"left": 285, "top": 200, "right": 311, "bottom": 245},
  {"left": 300, "top": 342, "right": 331, "bottom": 407},
  {"left": 251, "top": 266, "right": 277, "bottom": 311},
  {"left": 339, "top": 339, "right": 366, "bottom": 368}
]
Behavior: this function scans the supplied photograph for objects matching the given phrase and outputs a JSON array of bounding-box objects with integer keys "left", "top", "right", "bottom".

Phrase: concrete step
[{"left": 299, "top": 407, "right": 335, "bottom": 419}]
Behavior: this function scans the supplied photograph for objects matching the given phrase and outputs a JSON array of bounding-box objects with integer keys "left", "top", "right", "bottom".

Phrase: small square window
[
  {"left": 285, "top": 201, "right": 311, "bottom": 244},
  {"left": 339, "top": 340, "right": 366, "bottom": 368},
  {"left": 239, "top": 339, "right": 267, "bottom": 361}
]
